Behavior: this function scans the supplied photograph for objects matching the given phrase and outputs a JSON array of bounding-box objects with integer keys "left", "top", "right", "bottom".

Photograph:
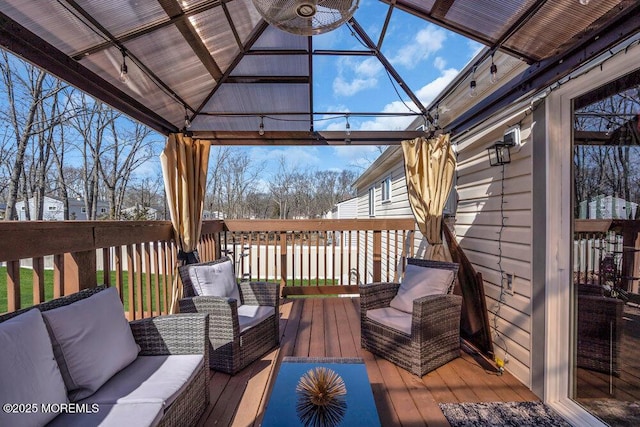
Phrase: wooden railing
[{"left": 0, "top": 218, "right": 415, "bottom": 315}]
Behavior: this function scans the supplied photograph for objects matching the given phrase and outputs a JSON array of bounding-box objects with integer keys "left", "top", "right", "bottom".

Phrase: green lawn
[{"left": 0, "top": 267, "right": 168, "bottom": 314}]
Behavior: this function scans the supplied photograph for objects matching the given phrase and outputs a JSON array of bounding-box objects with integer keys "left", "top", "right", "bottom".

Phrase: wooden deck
[{"left": 197, "top": 297, "right": 539, "bottom": 427}]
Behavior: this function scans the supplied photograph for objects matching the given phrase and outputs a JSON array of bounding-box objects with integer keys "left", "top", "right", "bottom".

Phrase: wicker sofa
[
  {"left": 179, "top": 257, "right": 280, "bottom": 374},
  {"left": 0, "top": 286, "right": 209, "bottom": 427},
  {"left": 359, "top": 258, "right": 462, "bottom": 376}
]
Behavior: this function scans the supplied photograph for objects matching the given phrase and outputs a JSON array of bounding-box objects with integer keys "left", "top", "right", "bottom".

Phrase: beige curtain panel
[
  {"left": 160, "top": 133, "right": 210, "bottom": 313},
  {"left": 401, "top": 134, "right": 456, "bottom": 260}
]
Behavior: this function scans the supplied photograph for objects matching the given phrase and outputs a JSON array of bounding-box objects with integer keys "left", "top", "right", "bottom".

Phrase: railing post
[
  {"left": 373, "top": 230, "right": 382, "bottom": 282},
  {"left": 64, "top": 250, "right": 97, "bottom": 293},
  {"left": 280, "top": 231, "right": 287, "bottom": 288},
  {"left": 7, "top": 260, "right": 20, "bottom": 312}
]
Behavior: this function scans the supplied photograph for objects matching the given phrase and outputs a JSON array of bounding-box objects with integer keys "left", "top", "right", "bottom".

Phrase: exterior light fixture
[
  {"left": 490, "top": 54, "right": 498, "bottom": 84},
  {"left": 119, "top": 50, "right": 129, "bottom": 84},
  {"left": 488, "top": 125, "right": 521, "bottom": 166},
  {"left": 469, "top": 67, "right": 478, "bottom": 97},
  {"left": 345, "top": 115, "right": 351, "bottom": 136},
  {"left": 488, "top": 142, "right": 511, "bottom": 166},
  {"left": 259, "top": 116, "right": 265, "bottom": 136}
]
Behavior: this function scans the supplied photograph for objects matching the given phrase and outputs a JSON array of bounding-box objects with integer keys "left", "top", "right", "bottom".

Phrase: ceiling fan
[{"left": 251, "top": 0, "right": 360, "bottom": 36}]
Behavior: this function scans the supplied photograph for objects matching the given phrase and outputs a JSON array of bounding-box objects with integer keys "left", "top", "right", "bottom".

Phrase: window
[
  {"left": 81, "top": 207, "right": 86, "bottom": 213},
  {"left": 368, "top": 187, "right": 375, "bottom": 216},
  {"left": 381, "top": 176, "right": 391, "bottom": 202},
  {"left": 20, "top": 206, "right": 25, "bottom": 211},
  {"left": 48, "top": 206, "right": 56, "bottom": 211},
  {"left": 100, "top": 208, "right": 106, "bottom": 213}
]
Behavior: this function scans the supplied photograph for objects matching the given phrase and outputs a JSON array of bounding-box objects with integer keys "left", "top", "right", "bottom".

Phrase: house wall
[{"left": 453, "top": 104, "right": 535, "bottom": 387}]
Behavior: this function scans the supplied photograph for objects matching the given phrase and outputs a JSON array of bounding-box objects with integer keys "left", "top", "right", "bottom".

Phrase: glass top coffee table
[{"left": 261, "top": 357, "right": 381, "bottom": 427}]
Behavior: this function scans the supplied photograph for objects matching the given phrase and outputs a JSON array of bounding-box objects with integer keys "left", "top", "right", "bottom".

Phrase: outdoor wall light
[{"left": 488, "top": 142, "right": 511, "bottom": 166}]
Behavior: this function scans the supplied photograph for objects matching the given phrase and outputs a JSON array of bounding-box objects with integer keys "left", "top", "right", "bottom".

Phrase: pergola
[{"left": 1, "top": 0, "right": 638, "bottom": 144}]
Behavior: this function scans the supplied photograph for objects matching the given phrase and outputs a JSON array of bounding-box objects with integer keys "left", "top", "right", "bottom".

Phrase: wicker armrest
[
  {"left": 179, "top": 296, "right": 240, "bottom": 338},
  {"left": 239, "top": 281, "right": 280, "bottom": 306},
  {"left": 411, "top": 294, "right": 462, "bottom": 339},
  {"left": 129, "top": 313, "right": 209, "bottom": 356},
  {"left": 359, "top": 282, "right": 401, "bottom": 312}
]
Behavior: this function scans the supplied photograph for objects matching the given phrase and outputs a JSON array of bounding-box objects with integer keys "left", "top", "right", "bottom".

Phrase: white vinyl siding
[{"left": 454, "top": 111, "right": 534, "bottom": 386}]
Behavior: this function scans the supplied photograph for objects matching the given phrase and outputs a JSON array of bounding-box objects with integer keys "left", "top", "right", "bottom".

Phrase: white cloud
[
  {"left": 415, "top": 67, "right": 459, "bottom": 104},
  {"left": 390, "top": 25, "right": 447, "bottom": 69},
  {"left": 433, "top": 56, "right": 447, "bottom": 71},
  {"left": 332, "top": 57, "right": 383, "bottom": 97}
]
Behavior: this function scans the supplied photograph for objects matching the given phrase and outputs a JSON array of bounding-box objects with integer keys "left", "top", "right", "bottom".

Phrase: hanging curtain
[
  {"left": 401, "top": 134, "right": 456, "bottom": 260},
  {"left": 160, "top": 133, "right": 210, "bottom": 313}
]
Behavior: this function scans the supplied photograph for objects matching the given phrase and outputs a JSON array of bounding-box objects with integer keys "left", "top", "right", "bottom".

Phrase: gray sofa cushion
[
  {"left": 237, "top": 305, "right": 275, "bottom": 332},
  {"left": 47, "top": 402, "right": 164, "bottom": 427},
  {"left": 366, "top": 307, "right": 412, "bottom": 335},
  {"left": 80, "top": 355, "right": 203, "bottom": 407},
  {"left": 0, "top": 309, "right": 68, "bottom": 427},
  {"left": 390, "top": 264, "right": 454, "bottom": 313},
  {"left": 42, "top": 287, "right": 140, "bottom": 401}
]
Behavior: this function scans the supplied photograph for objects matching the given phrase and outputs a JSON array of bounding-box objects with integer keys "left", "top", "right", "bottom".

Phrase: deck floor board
[{"left": 199, "top": 297, "right": 537, "bottom": 426}]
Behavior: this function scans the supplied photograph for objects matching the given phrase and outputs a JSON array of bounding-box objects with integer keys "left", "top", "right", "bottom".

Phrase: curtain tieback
[{"left": 178, "top": 250, "right": 200, "bottom": 265}]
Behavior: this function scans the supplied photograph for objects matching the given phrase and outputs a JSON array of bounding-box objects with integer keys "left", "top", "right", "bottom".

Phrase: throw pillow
[
  {"left": 189, "top": 259, "right": 241, "bottom": 302},
  {"left": 42, "top": 287, "right": 140, "bottom": 401},
  {"left": 389, "top": 264, "right": 455, "bottom": 313},
  {"left": 0, "top": 309, "right": 68, "bottom": 427}
]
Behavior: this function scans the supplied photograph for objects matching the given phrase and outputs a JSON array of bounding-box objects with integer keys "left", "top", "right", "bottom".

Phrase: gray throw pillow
[
  {"left": 389, "top": 264, "right": 455, "bottom": 313},
  {"left": 0, "top": 309, "right": 68, "bottom": 427},
  {"left": 189, "top": 259, "right": 241, "bottom": 302},
  {"left": 42, "top": 287, "right": 140, "bottom": 401}
]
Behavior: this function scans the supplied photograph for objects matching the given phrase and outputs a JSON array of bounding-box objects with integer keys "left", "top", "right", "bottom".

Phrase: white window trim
[
  {"left": 381, "top": 176, "right": 392, "bottom": 203},
  {"left": 368, "top": 186, "right": 375, "bottom": 217},
  {"left": 544, "top": 45, "right": 638, "bottom": 427}
]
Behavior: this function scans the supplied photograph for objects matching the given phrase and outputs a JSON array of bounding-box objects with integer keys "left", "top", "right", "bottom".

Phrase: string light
[
  {"left": 259, "top": 116, "right": 265, "bottom": 136},
  {"left": 469, "top": 67, "right": 478, "bottom": 97},
  {"left": 579, "top": 0, "right": 590, "bottom": 5},
  {"left": 184, "top": 106, "right": 191, "bottom": 129},
  {"left": 345, "top": 114, "right": 351, "bottom": 136},
  {"left": 490, "top": 54, "right": 498, "bottom": 84},
  {"left": 119, "top": 50, "right": 129, "bottom": 84}
]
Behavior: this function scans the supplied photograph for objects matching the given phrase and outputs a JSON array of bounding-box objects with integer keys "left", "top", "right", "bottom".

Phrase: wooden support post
[
  {"left": 53, "top": 254, "right": 64, "bottom": 298},
  {"left": 373, "top": 230, "right": 382, "bottom": 282},
  {"left": 64, "top": 250, "right": 97, "bottom": 294}
]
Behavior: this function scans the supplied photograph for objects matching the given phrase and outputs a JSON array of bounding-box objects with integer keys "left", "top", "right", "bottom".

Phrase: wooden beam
[
  {"left": 281, "top": 285, "right": 359, "bottom": 297},
  {"left": 193, "top": 130, "right": 426, "bottom": 145}
]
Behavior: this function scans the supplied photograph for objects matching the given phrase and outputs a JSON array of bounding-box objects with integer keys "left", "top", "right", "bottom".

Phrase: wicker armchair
[
  {"left": 359, "top": 258, "right": 462, "bottom": 376},
  {"left": 179, "top": 257, "right": 280, "bottom": 374}
]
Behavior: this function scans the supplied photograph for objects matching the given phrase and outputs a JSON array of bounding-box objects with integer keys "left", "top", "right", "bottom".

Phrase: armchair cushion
[
  {"left": 390, "top": 264, "right": 454, "bottom": 314},
  {"left": 238, "top": 305, "right": 276, "bottom": 332},
  {"left": 186, "top": 259, "right": 241, "bottom": 302},
  {"left": 366, "top": 307, "right": 412, "bottom": 335},
  {"left": 42, "top": 287, "right": 140, "bottom": 401},
  {"left": 0, "top": 309, "right": 68, "bottom": 427}
]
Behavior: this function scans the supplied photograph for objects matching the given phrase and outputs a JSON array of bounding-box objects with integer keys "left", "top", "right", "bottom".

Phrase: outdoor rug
[{"left": 439, "top": 402, "right": 571, "bottom": 426}]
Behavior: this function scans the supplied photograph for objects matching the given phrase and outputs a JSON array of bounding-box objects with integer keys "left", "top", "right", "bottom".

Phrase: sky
[{"left": 136, "top": 1, "right": 482, "bottom": 181}]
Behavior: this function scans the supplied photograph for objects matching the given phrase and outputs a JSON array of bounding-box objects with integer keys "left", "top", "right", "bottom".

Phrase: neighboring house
[
  {"left": 121, "top": 205, "right": 161, "bottom": 220},
  {"left": 578, "top": 195, "right": 638, "bottom": 219},
  {"left": 203, "top": 210, "right": 224, "bottom": 220},
  {"left": 0, "top": 203, "right": 5, "bottom": 220},
  {"left": 14, "top": 196, "right": 109, "bottom": 220},
  {"left": 323, "top": 197, "right": 358, "bottom": 219}
]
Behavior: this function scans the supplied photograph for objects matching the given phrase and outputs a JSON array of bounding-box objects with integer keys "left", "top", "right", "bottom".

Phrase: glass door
[{"left": 571, "top": 69, "right": 640, "bottom": 425}]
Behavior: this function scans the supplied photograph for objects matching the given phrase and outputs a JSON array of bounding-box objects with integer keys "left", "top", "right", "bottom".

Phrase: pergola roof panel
[
  {"left": 232, "top": 54, "right": 309, "bottom": 76},
  {"left": 74, "top": 0, "right": 169, "bottom": 40},
  {"left": 252, "top": 25, "right": 308, "bottom": 50},
  {"left": 123, "top": 25, "right": 216, "bottom": 109},
  {"left": 202, "top": 83, "right": 310, "bottom": 115},
  {"left": 189, "top": 7, "right": 242, "bottom": 74},
  {"left": 0, "top": 1, "right": 105, "bottom": 55},
  {"left": 226, "top": 0, "right": 265, "bottom": 44}
]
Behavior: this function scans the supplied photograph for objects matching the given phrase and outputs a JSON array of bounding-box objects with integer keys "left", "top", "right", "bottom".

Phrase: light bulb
[
  {"left": 119, "top": 62, "right": 128, "bottom": 83},
  {"left": 469, "top": 80, "right": 477, "bottom": 97},
  {"left": 490, "top": 62, "right": 498, "bottom": 84},
  {"left": 579, "top": 0, "right": 589, "bottom": 5},
  {"left": 184, "top": 115, "right": 191, "bottom": 129},
  {"left": 345, "top": 116, "right": 351, "bottom": 136},
  {"left": 259, "top": 117, "right": 265, "bottom": 136}
]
